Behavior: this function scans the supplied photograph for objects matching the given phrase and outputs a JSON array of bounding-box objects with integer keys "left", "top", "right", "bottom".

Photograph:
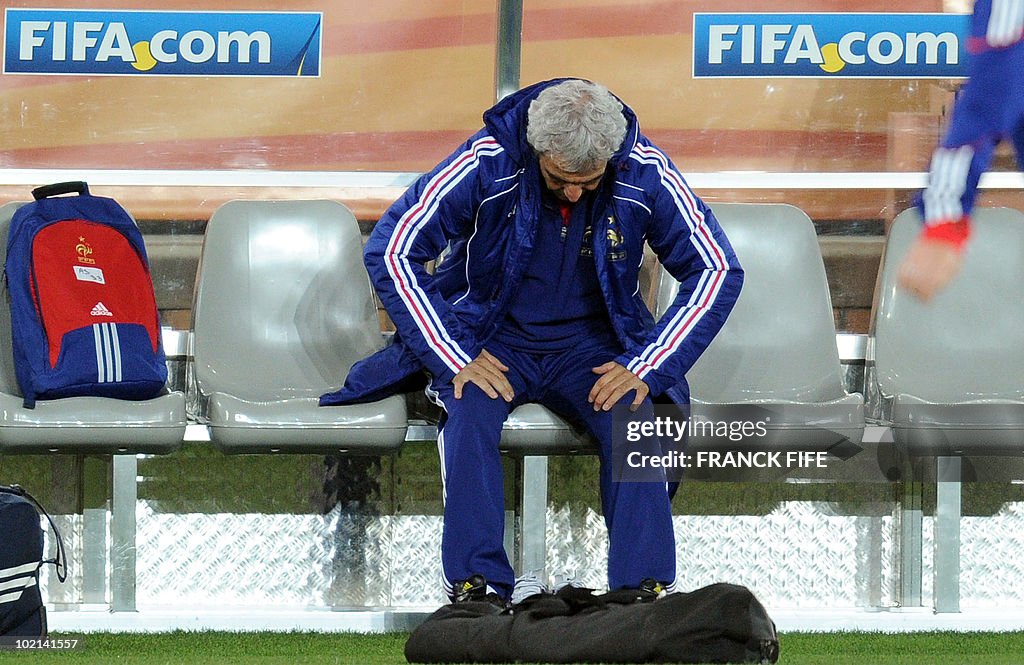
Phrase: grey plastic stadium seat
[
  {"left": 0, "top": 202, "right": 186, "bottom": 455},
  {"left": 500, "top": 404, "right": 594, "bottom": 455},
  {"left": 190, "top": 200, "right": 406, "bottom": 454},
  {"left": 656, "top": 203, "right": 864, "bottom": 450},
  {"left": 873, "top": 207, "right": 1024, "bottom": 455}
]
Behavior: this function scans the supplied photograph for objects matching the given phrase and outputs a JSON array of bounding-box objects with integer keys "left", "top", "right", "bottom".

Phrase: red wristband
[{"left": 922, "top": 218, "right": 971, "bottom": 251}]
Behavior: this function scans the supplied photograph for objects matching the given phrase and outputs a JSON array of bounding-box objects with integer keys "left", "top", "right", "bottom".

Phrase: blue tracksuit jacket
[
  {"left": 321, "top": 78, "right": 743, "bottom": 406},
  {"left": 919, "top": 0, "right": 1024, "bottom": 233}
]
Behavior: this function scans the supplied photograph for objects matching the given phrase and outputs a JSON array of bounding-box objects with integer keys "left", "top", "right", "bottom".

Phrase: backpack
[
  {"left": 406, "top": 582, "right": 780, "bottom": 664},
  {"left": 0, "top": 485, "right": 67, "bottom": 637},
  {"left": 4, "top": 182, "right": 167, "bottom": 408}
]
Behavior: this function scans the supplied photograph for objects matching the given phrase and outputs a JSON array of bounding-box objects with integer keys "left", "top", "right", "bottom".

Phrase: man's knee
[{"left": 440, "top": 382, "right": 513, "bottom": 421}]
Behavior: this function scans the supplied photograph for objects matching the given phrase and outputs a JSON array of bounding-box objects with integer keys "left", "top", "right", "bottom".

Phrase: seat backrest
[
  {"left": 874, "top": 207, "right": 1024, "bottom": 402},
  {"left": 0, "top": 202, "right": 29, "bottom": 397},
  {"left": 191, "top": 200, "right": 383, "bottom": 402},
  {"left": 656, "top": 203, "right": 845, "bottom": 402}
]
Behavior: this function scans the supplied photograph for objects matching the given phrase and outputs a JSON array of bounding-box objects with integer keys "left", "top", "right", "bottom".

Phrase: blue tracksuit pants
[{"left": 427, "top": 336, "right": 677, "bottom": 601}]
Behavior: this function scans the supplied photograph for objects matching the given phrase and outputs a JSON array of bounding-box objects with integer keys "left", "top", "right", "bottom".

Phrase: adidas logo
[{"left": 90, "top": 302, "right": 113, "bottom": 317}]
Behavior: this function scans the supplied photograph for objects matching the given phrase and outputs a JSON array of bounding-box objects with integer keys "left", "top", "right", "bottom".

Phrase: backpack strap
[{"left": 0, "top": 484, "right": 67, "bottom": 582}]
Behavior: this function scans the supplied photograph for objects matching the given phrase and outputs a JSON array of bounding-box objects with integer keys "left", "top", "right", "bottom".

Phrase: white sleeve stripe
[
  {"left": 629, "top": 155, "right": 714, "bottom": 272},
  {"left": 648, "top": 268, "right": 713, "bottom": 351},
  {"left": 922, "top": 145, "right": 974, "bottom": 225},
  {"left": 631, "top": 267, "right": 727, "bottom": 377},
  {"left": 988, "top": 0, "right": 1024, "bottom": 46},
  {"left": 625, "top": 143, "right": 732, "bottom": 374},
  {"left": 630, "top": 268, "right": 719, "bottom": 372},
  {"left": 630, "top": 145, "right": 728, "bottom": 271},
  {"left": 385, "top": 137, "right": 503, "bottom": 372}
]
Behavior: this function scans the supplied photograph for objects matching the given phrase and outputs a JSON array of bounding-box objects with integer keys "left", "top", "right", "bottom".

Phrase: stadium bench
[{"left": 10, "top": 199, "right": 988, "bottom": 616}]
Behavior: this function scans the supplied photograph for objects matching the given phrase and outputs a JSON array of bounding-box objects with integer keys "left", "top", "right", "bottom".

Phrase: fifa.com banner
[
  {"left": 693, "top": 12, "right": 970, "bottom": 78},
  {"left": 3, "top": 9, "right": 322, "bottom": 76}
]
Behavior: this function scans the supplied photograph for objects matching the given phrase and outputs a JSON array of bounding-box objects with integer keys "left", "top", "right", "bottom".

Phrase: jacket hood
[{"left": 482, "top": 77, "right": 640, "bottom": 167}]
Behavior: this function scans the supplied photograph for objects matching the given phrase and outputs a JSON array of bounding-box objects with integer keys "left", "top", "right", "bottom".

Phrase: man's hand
[
  {"left": 589, "top": 362, "right": 649, "bottom": 412},
  {"left": 453, "top": 349, "right": 515, "bottom": 401},
  {"left": 896, "top": 236, "right": 965, "bottom": 302}
]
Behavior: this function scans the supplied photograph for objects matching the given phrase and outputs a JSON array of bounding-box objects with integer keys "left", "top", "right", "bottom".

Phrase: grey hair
[{"left": 526, "top": 80, "right": 627, "bottom": 173}]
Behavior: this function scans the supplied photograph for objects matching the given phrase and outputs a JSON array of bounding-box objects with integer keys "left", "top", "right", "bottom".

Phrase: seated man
[{"left": 322, "top": 78, "right": 742, "bottom": 605}]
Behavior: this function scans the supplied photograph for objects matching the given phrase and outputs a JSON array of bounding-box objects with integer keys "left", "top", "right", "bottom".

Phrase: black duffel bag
[
  {"left": 406, "top": 582, "right": 779, "bottom": 664},
  {"left": 0, "top": 485, "right": 67, "bottom": 637}
]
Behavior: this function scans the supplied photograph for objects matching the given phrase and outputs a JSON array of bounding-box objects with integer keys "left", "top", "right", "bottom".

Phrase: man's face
[{"left": 538, "top": 154, "right": 607, "bottom": 203}]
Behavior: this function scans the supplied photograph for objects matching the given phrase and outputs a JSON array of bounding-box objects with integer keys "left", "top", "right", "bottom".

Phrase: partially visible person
[{"left": 899, "top": 0, "right": 1024, "bottom": 301}]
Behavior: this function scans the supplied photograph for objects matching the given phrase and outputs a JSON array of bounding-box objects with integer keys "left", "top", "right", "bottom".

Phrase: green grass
[
  {"left": 780, "top": 632, "right": 1024, "bottom": 664},
  {"left": 2, "top": 631, "right": 1024, "bottom": 664},
  {"left": 0, "top": 632, "right": 406, "bottom": 665}
]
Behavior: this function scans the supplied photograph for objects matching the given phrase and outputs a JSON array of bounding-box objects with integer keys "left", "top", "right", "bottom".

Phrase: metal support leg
[
  {"left": 504, "top": 507, "right": 516, "bottom": 568},
  {"left": 110, "top": 454, "right": 137, "bottom": 612},
  {"left": 854, "top": 515, "right": 885, "bottom": 608},
  {"left": 934, "top": 456, "right": 962, "bottom": 613},
  {"left": 518, "top": 456, "right": 549, "bottom": 578},
  {"left": 898, "top": 477, "right": 923, "bottom": 607},
  {"left": 81, "top": 456, "right": 108, "bottom": 604}
]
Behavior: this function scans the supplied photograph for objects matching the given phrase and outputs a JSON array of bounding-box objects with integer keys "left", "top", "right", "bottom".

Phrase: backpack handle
[{"left": 32, "top": 181, "right": 90, "bottom": 200}]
